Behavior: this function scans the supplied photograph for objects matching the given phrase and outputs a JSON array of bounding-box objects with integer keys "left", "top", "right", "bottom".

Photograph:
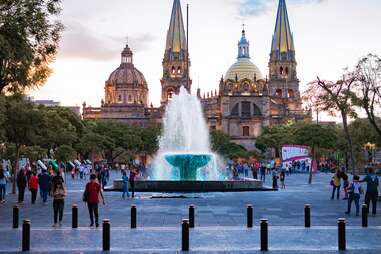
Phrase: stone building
[{"left": 83, "top": 0, "right": 311, "bottom": 150}]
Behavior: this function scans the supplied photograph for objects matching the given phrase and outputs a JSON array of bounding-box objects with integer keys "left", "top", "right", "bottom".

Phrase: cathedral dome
[
  {"left": 225, "top": 29, "right": 263, "bottom": 81},
  {"left": 106, "top": 45, "right": 147, "bottom": 88},
  {"left": 225, "top": 58, "right": 263, "bottom": 81}
]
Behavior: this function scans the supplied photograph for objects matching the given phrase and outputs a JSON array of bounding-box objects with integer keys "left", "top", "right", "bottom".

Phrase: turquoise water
[{"left": 164, "top": 154, "right": 212, "bottom": 180}]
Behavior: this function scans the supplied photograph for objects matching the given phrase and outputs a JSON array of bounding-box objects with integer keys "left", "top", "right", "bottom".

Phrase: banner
[{"left": 282, "top": 144, "right": 310, "bottom": 162}]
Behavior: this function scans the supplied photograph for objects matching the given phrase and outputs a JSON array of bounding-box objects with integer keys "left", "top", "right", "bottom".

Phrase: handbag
[{"left": 82, "top": 186, "right": 88, "bottom": 202}]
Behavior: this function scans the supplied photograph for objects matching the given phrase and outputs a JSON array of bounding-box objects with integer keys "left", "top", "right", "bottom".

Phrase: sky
[{"left": 30, "top": 0, "right": 381, "bottom": 121}]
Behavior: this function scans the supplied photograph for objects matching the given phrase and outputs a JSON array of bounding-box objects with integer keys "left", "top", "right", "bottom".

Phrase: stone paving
[{"left": 0, "top": 172, "right": 380, "bottom": 253}]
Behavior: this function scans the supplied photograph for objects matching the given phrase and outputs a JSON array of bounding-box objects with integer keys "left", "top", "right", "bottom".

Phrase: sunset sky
[{"left": 31, "top": 0, "right": 381, "bottom": 120}]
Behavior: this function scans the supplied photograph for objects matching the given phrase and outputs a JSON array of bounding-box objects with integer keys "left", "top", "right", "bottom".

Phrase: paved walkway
[{"left": 0, "top": 172, "right": 380, "bottom": 252}]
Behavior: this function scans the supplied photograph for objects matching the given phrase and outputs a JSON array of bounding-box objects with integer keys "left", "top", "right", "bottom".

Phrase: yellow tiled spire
[
  {"left": 271, "top": 0, "right": 295, "bottom": 54},
  {"left": 166, "top": 0, "right": 187, "bottom": 53}
]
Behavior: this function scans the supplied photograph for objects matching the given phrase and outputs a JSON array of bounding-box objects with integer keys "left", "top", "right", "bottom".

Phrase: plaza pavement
[{"left": 0, "top": 172, "right": 380, "bottom": 253}]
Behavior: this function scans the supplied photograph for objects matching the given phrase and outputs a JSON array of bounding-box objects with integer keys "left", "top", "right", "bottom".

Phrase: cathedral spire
[
  {"left": 166, "top": 0, "right": 187, "bottom": 53},
  {"left": 271, "top": 0, "right": 295, "bottom": 61},
  {"left": 238, "top": 27, "right": 250, "bottom": 59}
]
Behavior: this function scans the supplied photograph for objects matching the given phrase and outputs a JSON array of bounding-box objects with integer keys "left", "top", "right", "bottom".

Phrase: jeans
[
  {"left": 0, "top": 184, "right": 6, "bottom": 201},
  {"left": 129, "top": 181, "right": 135, "bottom": 198},
  {"left": 18, "top": 187, "right": 25, "bottom": 202},
  {"left": 53, "top": 199, "right": 65, "bottom": 223},
  {"left": 260, "top": 172, "right": 266, "bottom": 182},
  {"left": 40, "top": 188, "right": 48, "bottom": 203},
  {"left": 346, "top": 193, "right": 360, "bottom": 214},
  {"left": 30, "top": 189, "right": 37, "bottom": 204},
  {"left": 253, "top": 171, "right": 258, "bottom": 179},
  {"left": 122, "top": 183, "right": 130, "bottom": 198},
  {"left": 87, "top": 203, "right": 99, "bottom": 225},
  {"left": 365, "top": 192, "right": 378, "bottom": 215},
  {"left": 331, "top": 186, "right": 340, "bottom": 200}
]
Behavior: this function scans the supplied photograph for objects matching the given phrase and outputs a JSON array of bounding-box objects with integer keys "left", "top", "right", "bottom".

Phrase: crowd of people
[{"left": 330, "top": 167, "right": 379, "bottom": 216}]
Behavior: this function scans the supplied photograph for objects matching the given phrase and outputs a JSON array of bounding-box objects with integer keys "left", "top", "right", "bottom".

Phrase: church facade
[{"left": 83, "top": 0, "right": 311, "bottom": 150}]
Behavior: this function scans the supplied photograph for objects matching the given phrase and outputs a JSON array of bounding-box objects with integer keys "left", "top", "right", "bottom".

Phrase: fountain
[{"left": 111, "top": 87, "right": 265, "bottom": 192}]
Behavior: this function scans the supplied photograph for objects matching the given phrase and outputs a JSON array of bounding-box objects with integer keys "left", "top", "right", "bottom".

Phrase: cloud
[
  {"left": 239, "top": 0, "right": 328, "bottom": 17},
  {"left": 58, "top": 21, "right": 155, "bottom": 61}
]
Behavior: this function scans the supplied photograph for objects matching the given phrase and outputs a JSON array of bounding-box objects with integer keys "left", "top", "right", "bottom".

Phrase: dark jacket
[
  {"left": 16, "top": 171, "right": 27, "bottom": 188},
  {"left": 38, "top": 172, "right": 50, "bottom": 189}
]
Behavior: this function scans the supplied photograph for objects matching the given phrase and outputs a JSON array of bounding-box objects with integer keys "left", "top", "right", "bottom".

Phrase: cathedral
[{"left": 82, "top": 0, "right": 311, "bottom": 150}]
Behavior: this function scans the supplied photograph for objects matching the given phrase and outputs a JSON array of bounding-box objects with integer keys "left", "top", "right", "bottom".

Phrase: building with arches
[{"left": 82, "top": 0, "right": 311, "bottom": 150}]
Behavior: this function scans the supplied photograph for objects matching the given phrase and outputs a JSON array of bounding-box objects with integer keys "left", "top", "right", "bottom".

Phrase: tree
[
  {"left": 294, "top": 123, "right": 338, "bottom": 183},
  {"left": 210, "top": 130, "right": 250, "bottom": 159},
  {"left": 255, "top": 124, "right": 295, "bottom": 157},
  {"left": 55, "top": 144, "right": 76, "bottom": 163},
  {"left": 20, "top": 145, "right": 46, "bottom": 162},
  {"left": 4, "top": 96, "right": 43, "bottom": 193},
  {"left": 0, "top": 0, "right": 63, "bottom": 92},
  {"left": 305, "top": 74, "right": 357, "bottom": 173},
  {"left": 350, "top": 54, "right": 381, "bottom": 137}
]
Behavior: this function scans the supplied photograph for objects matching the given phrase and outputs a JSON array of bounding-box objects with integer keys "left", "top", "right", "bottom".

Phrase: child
[
  {"left": 280, "top": 171, "right": 285, "bottom": 189},
  {"left": 345, "top": 175, "right": 363, "bottom": 216}
]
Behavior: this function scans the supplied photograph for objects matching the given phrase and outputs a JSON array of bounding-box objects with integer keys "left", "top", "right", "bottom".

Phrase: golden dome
[{"left": 225, "top": 58, "right": 263, "bottom": 81}]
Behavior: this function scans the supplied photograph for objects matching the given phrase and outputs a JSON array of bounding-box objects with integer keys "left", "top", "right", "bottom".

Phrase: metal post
[
  {"left": 304, "top": 204, "right": 311, "bottom": 228},
  {"left": 131, "top": 205, "right": 137, "bottom": 229},
  {"left": 22, "top": 219, "right": 30, "bottom": 251},
  {"left": 338, "top": 218, "right": 346, "bottom": 251},
  {"left": 13, "top": 205, "right": 19, "bottom": 229},
  {"left": 260, "top": 219, "right": 268, "bottom": 251},
  {"left": 189, "top": 205, "right": 195, "bottom": 228},
  {"left": 72, "top": 204, "right": 78, "bottom": 229},
  {"left": 103, "top": 219, "right": 110, "bottom": 251},
  {"left": 362, "top": 204, "right": 368, "bottom": 228},
  {"left": 247, "top": 205, "right": 253, "bottom": 228},
  {"left": 182, "top": 219, "right": 189, "bottom": 251}
]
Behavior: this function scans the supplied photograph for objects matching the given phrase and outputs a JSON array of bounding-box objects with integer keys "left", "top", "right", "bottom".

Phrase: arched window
[
  {"left": 242, "top": 126, "right": 250, "bottom": 137},
  {"left": 118, "top": 94, "right": 122, "bottom": 102},
  {"left": 243, "top": 82, "right": 250, "bottom": 91},
  {"left": 241, "top": 101, "right": 251, "bottom": 117},
  {"left": 288, "top": 89, "right": 294, "bottom": 98},
  {"left": 280, "top": 66, "right": 284, "bottom": 75},
  {"left": 177, "top": 67, "right": 181, "bottom": 74},
  {"left": 231, "top": 103, "right": 239, "bottom": 116},
  {"left": 171, "top": 66, "right": 176, "bottom": 74},
  {"left": 253, "top": 103, "right": 261, "bottom": 116},
  {"left": 167, "top": 88, "right": 174, "bottom": 100},
  {"left": 275, "top": 89, "right": 282, "bottom": 97}
]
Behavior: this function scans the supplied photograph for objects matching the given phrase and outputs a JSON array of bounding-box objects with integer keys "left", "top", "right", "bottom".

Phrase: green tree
[
  {"left": 20, "top": 145, "right": 46, "bottom": 162},
  {"left": 210, "top": 130, "right": 249, "bottom": 159},
  {"left": 0, "top": 0, "right": 63, "bottom": 92},
  {"left": 255, "top": 124, "right": 295, "bottom": 157},
  {"left": 294, "top": 123, "right": 338, "bottom": 183},
  {"left": 77, "top": 132, "right": 113, "bottom": 169},
  {"left": 55, "top": 144, "right": 76, "bottom": 163}
]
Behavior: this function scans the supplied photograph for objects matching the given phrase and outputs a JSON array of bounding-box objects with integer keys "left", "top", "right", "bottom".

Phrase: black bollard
[
  {"left": 13, "top": 205, "right": 19, "bottom": 229},
  {"left": 304, "top": 204, "right": 311, "bottom": 228},
  {"left": 103, "top": 219, "right": 110, "bottom": 251},
  {"left": 131, "top": 205, "right": 137, "bottom": 228},
  {"left": 72, "top": 204, "right": 78, "bottom": 229},
  {"left": 260, "top": 218, "right": 268, "bottom": 251},
  {"left": 189, "top": 205, "right": 195, "bottom": 228},
  {"left": 338, "top": 218, "right": 346, "bottom": 251},
  {"left": 362, "top": 204, "right": 368, "bottom": 228},
  {"left": 22, "top": 219, "right": 30, "bottom": 252},
  {"left": 247, "top": 205, "right": 253, "bottom": 228},
  {"left": 182, "top": 219, "right": 189, "bottom": 251}
]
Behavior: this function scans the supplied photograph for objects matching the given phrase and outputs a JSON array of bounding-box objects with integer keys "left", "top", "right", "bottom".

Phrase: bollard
[
  {"left": 362, "top": 204, "right": 368, "bottom": 228},
  {"left": 102, "top": 219, "right": 110, "bottom": 251},
  {"left": 260, "top": 219, "right": 268, "bottom": 251},
  {"left": 338, "top": 218, "right": 346, "bottom": 251},
  {"left": 22, "top": 219, "right": 30, "bottom": 251},
  {"left": 304, "top": 204, "right": 311, "bottom": 228},
  {"left": 182, "top": 219, "right": 189, "bottom": 251},
  {"left": 13, "top": 205, "right": 19, "bottom": 229},
  {"left": 247, "top": 204, "right": 253, "bottom": 228},
  {"left": 72, "top": 204, "right": 78, "bottom": 229},
  {"left": 131, "top": 205, "right": 137, "bottom": 228},
  {"left": 189, "top": 205, "right": 195, "bottom": 228}
]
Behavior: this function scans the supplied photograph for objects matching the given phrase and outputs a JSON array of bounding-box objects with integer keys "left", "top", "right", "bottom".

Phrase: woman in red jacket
[
  {"left": 84, "top": 174, "right": 105, "bottom": 227},
  {"left": 28, "top": 172, "right": 39, "bottom": 204}
]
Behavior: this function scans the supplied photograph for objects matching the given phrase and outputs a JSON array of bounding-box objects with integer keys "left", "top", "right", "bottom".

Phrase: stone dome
[
  {"left": 107, "top": 66, "right": 147, "bottom": 87},
  {"left": 225, "top": 58, "right": 263, "bottom": 81}
]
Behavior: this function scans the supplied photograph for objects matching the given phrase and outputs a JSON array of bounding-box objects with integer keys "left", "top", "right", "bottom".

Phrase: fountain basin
[
  {"left": 108, "top": 179, "right": 271, "bottom": 192},
  {"left": 164, "top": 153, "right": 211, "bottom": 180}
]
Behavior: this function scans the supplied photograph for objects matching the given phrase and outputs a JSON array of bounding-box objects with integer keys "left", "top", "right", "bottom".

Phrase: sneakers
[
  {"left": 59, "top": 222, "right": 62, "bottom": 227},
  {"left": 52, "top": 223, "right": 57, "bottom": 228},
  {"left": 90, "top": 223, "right": 94, "bottom": 227},
  {"left": 95, "top": 223, "right": 99, "bottom": 228}
]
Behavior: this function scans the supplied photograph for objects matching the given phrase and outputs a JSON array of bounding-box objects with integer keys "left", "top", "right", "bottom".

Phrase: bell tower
[
  {"left": 268, "top": 0, "right": 299, "bottom": 99},
  {"left": 161, "top": 0, "right": 191, "bottom": 105}
]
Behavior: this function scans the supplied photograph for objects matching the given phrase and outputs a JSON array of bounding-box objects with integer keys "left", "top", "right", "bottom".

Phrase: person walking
[
  {"left": 38, "top": 169, "right": 50, "bottom": 204},
  {"left": 51, "top": 177, "right": 67, "bottom": 227},
  {"left": 330, "top": 171, "right": 341, "bottom": 200},
  {"left": 260, "top": 164, "right": 266, "bottom": 183},
  {"left": 129, "top": 168, "right": 136, "bottom": 198},
  {"left": 122, "top": 171, "right": 130, "bottom": 199},
  {"left": 280, "top": 171, "right": 286, "bottom": 189},
  {"left": 84, "top": 174, "right": 105, "bottom": 227},
  {"left": 0, "top": 168, "right": 7, "bottom": 203},
  {"left": 345, "top": 175, "right": 362, "bottom": 216},
  {"left": 17, "top": 168, "right": 27, "bottom": 203},
  {"left": 341, "top": 169, "right": 349, "bottom": 200},
  {"left": 28, "top": 172, "right": 39, "bottom": 204},
  {"left": 360, "top": 167, "right": 379, "bottom": 215}
]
